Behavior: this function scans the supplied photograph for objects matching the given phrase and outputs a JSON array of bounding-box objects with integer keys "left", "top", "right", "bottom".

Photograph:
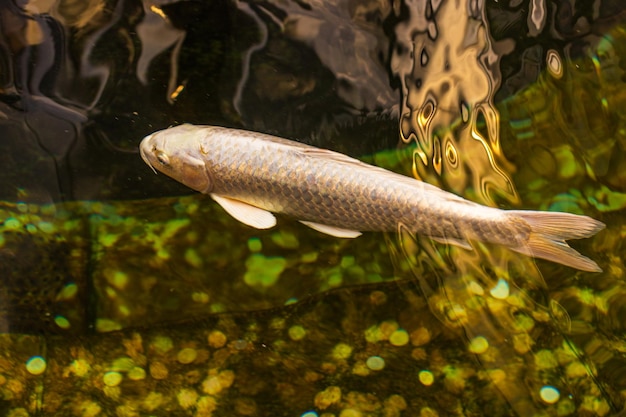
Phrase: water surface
[{"left": 0, "top": 0, "right": 625, "bottom": 415}]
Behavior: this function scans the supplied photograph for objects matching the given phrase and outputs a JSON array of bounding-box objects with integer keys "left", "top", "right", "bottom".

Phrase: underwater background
[{"left": 1, "top": 0, "right": 626, "bottom": 416}]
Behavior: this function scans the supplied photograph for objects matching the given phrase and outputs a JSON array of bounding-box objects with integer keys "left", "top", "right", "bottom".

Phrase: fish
[{"left": 139, "top": 124, "right": 605, "bottom": 272}]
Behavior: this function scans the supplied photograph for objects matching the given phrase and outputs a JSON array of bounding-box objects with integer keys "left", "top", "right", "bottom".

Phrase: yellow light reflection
[
  {"left": 170, "top": 84, "right": 185, "bottom": 101},
  {"left": 150, "top": 5, "right": 167, "bottom": 20}
]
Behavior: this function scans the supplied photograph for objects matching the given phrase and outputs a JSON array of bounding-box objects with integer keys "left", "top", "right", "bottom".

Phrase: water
[{"left": 0, "top": 0, "right": 625, "bottom": 415}]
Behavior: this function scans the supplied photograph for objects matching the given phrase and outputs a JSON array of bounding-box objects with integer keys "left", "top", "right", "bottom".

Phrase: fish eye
[{"left": 155, "top": 151, "right": 169, "bottom": 166}]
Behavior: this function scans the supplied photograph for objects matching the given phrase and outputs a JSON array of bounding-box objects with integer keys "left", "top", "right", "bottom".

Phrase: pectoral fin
[
  {"left": 210, "top": 194, "right": 276, "bottom": 229},
  {"left": 299, "top": 221, "right": 362, "bottom": 238}
]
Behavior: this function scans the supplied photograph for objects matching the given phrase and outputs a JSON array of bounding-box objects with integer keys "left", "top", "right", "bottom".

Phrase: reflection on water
[
  {"left": 392, "top": 0, "right": 623, "bottom": 414},
  {"left": 0, "top": 0, "right": 626, "bottom": 415},
  {"left": 394, "top": 0, "right": 518, "bottom": 207}
]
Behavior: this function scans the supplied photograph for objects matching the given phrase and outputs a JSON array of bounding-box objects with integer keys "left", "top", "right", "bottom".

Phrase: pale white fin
[
  {"left": 431, "top": 236, "right": 472, "bottom": 250},
  {"left": 210, "top": 194, "right": 276, "bottom": 229},
  {"left": 299, "top": 221, "right": 362, "bottom": 238},
  {"left": 507, "top": 210, "right": 605, "bottom": 272}
]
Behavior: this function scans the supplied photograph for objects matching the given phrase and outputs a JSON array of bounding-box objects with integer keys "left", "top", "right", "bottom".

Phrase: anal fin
[{"left": 300, "top": 221, "right": 362, "bottom": 238}]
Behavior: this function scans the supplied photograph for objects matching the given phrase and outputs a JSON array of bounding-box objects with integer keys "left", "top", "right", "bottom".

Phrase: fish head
[{"left": 140, "top": 124, "right": 213, "bottom": 193}]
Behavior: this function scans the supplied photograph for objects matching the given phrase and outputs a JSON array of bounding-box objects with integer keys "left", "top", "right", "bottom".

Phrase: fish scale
[{"left": 140, "top": 124, "right": 605, "bottom": 272}]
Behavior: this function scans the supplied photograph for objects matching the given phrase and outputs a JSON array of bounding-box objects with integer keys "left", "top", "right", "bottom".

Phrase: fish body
[{"left": 140, "top": 124, "right": 604, "bottom": 272}]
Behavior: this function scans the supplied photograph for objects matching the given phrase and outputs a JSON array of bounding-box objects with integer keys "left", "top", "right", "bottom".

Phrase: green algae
[
  {"left": 588, "top": 185, "right": 626, "bottom": 212},
  {"left": 270, "top": 229, "right": 300, "bottom": 249},
  {"left": 184, "top": 248, "right": 203, "bottom": 268},
  {"left": 247, "top": 237, "right": 263, "bottom": 252},
  {"left": 54, "top": 316, "right": 71, "bottom": 330},
  {"left": 244, "top": 254, "right": 287, "bottom": 287}
]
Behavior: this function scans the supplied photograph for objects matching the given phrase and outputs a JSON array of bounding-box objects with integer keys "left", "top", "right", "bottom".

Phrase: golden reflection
[
  {"left": 24, "top": 19, "right": 44, "bottom": 46},
  {"left": 460, "top": 101, "right": 470, "bottom": 123},
  {"left": 23, "top": 0, "right": 57, "bottom": 15},
  {"left": 444, "top": 139, "right": 458, "bottom": 168},
  {"left": 396, "top": 0, "right": 518, "bottom": 206},
  {"left": 150, "top": 5, "right": 168, "bottom": 20},
  {"left": 170, "top": 84, "right": 185, "bottom": 101},
  {"left": 469, "top": 109, "right": 518, "bottom": 203},
  {"left": 418, "top": 99, "right": 435, "bottom": 127},
  {"left": 411, "top": 148, "right": 428, "bottom": 177},
  {"left": 432, "top": 135, "right": 442, "bottom": 175},
  {"left": 385, "top": 0, "right": 610, "bottom": 413},
  {"left": 54, "top": 0, "right": 107, "bottom": 30},
  {"left": 546, "top": 49, "right": 563, "bottom": 79}
]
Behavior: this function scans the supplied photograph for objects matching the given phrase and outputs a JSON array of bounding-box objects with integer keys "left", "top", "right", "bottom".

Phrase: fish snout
[{"left": 139, "top": 134, "right": 158, "bottom": 174}]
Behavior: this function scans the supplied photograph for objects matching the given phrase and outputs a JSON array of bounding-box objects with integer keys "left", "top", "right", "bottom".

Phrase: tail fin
[{"left": 507, "top": 210, "right": 605, "bottom": 272}]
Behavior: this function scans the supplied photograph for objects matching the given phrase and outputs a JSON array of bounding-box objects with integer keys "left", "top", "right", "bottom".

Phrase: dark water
[{"left": 1, "top": 0, "right": 626, "bottom": 416}]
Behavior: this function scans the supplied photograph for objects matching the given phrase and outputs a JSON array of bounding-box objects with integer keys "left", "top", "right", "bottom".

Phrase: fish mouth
[{"left": 139, "top": 134, "right": 158, "bottom": 175}]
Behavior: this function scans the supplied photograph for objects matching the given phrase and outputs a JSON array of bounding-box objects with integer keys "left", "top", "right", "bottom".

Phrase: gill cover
[
  {"left": 170, "top": 153, "right": 212, "bottom": 193},
  {"left": 140, "top": 126, "right": 213, "bottom": 193}
]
